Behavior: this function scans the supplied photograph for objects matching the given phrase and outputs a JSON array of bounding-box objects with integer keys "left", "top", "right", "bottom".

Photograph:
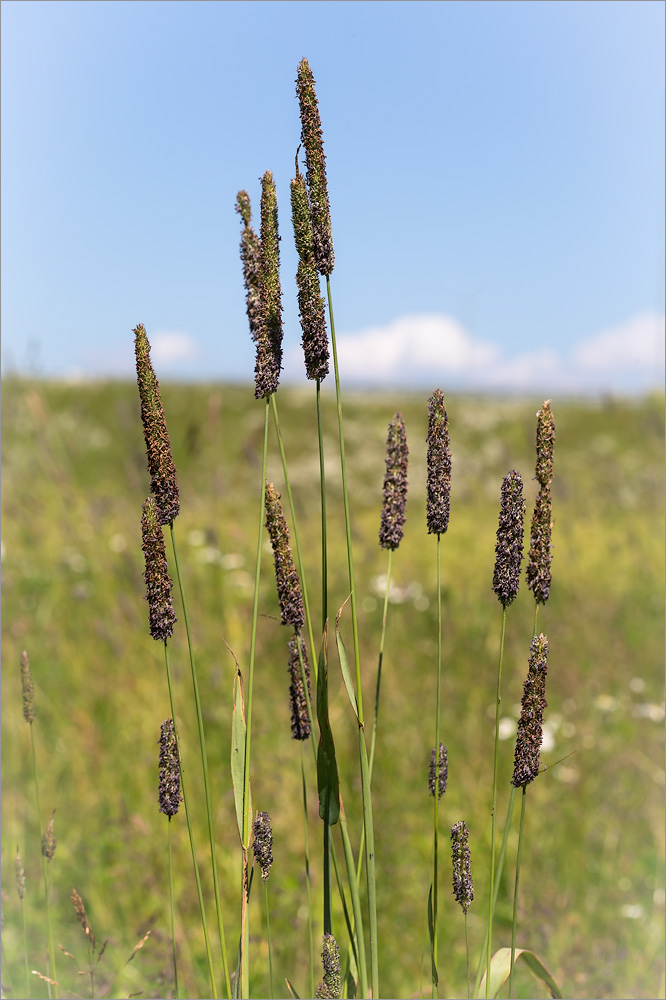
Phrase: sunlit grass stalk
[
  {"left": 170, "top": 525, "right": 231, "bottom": 999},
  {"left": 301, "top": 744, "right": 316, "bottom": 999},
  {"left": 22, "top": 650, "right": 57, "bottom": 1000},
  {"left": 270, "top": 393, "right": 317, "bottom": 674},
  {"left": 486, "top": 469, "right": 525, "bottom": 997},
  {"left": 507, "top": 634, "right": 549, "bottom": 998},
  {"left": 425, "top": 389, "right": 451, "bottom": 998},
  {"left": 240, "top": 398, "right": 270, "bottom": 997},
  {"left": 163, "top": 640, "right": 217, "bottom": 999},
  {"left": 327, "top": 275, "right": 378, "bottom": 999},
  {"left": 508, "top": 787, "right": 527, "bottom": 998},
  {"left": 16, "top": 848, "right": 30, "bottom": 999},
  {"left": 486, "top": 608, "right": 507, "bottom": 997},
  {"left": 473, "top": 786, "right": 516, "bottom": 997},
  {"left": 168, "top": 818, "right": 180, "bottom": 1000},
  {"left": 432, "top": 536, "right": 443, "bottom": 998}
]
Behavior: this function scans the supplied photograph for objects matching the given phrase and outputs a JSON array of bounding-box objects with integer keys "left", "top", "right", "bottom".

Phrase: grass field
[{"left": 1, "top": 377, "right": 664, "bottom": 1000}]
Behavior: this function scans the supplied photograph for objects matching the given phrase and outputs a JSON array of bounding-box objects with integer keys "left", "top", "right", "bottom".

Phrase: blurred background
[{"left": 1, "top": 3, "right": 664, "bottom": 999}]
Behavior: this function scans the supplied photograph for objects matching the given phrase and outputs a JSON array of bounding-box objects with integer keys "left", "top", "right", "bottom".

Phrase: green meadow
[{"left": 1, "top": 377, "right": 664, "bottom": 1000}]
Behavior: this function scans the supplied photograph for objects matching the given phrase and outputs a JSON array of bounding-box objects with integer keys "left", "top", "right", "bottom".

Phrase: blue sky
[{"left": 2, "top": 0, "right": 664, "bottom": 394}]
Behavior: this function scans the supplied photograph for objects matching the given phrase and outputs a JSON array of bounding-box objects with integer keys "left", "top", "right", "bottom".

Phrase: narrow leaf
[
  {"left": 231, "top": 668, "right": 248, "bottom": 841},
  {"left": 284, "top": 978, "right": 301, "bottom": 999},
  {"left": 476, "top": 947, "right": 562, "bottom": 999},
  {"left": 427, "top": 883, "right": 438, "bottom": 986},
  {"left": 335, "top": 599, "right": 359, "bottom": 719},
  {"left": 316, "top": 624, "right": 340, "bottom": 825}
]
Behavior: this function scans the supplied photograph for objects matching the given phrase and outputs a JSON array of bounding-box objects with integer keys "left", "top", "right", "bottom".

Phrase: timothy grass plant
[{"left": 9, "top": 57, "right": 665, "bottom": 1000}]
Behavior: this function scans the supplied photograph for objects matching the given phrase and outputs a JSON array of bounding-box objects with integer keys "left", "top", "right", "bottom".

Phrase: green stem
[
  {"left": 369, "top": 548, "right": 392, "bottom": 781},
  {"left": 168, "top": 817, "right": 180, "bottom": 1000},
  {"left": 486, "top": 607, "right": 508, "bottom": 998},
  {"left": 474, "top": 786, "right": 517, "bottom": 997},
  {"left": 270, "top": 393, "right": 317, "bottom": 675},
  {"left": 170, "top": 524, "right": 231, "bottom": 999},
  {"left": 533, "top": 602, "right": 539, "bottom": 637},
  {"left": 44, "top": 861, "right": 56, "bottom": 999},
  {"left": 326, "top": 274, "right": 378, "bottom": 1000},
  {"left": 432, "top": 533, "right": 443, "bottom": 999},
  {"left": 31, "top": 726, "right": 56, "bottom": 1000},
  {"left": 338, "top": 799, "right": 369, "bottom": 1000},
  {"left": 465, "top": 912, "right": 471, "bottom": 1000},
  {"left": 264, "top": 881, "right": 275, "bottom": 1000},
  {"left": 20, "top": 895, "right": 30, "bottom": 999},
  {"left": 301, "top": 744, "right": 316, "bottom": 1000},
  {"left": 241, "top": 397, "right": 271, "bottom": 997},
  {"left": 316, "top": 379, "right": 328, "bottom": 637},
  {"left": 163, "top": 640, "right": 217, "bottom": 999},
  {"left": 508, "top": 787, "right": 527, "bottom": 999}
]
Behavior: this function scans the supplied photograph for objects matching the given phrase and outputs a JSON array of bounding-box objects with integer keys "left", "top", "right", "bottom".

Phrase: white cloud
[
  {"left": 150, "top": 331, "right": 200, "bottom": 366},
  {"left": 572, "top": 312, "right": 665, "bottom": 372},
  {"left": 332, "top": 311, "right": 665, "bottom": 393}
]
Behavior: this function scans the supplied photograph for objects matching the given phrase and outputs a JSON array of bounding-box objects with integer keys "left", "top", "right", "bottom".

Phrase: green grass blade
[
  {"left": 231, "top": 668, "right": 248, "bottom": 841},
  {"left": 335, "top": 601, "right": 359, "bottom": 719},
  {"left": 476, "top": 948, "right": 562, "bottom": 999},
  {"left": 316, "top": 626, "right": 340, "bottom": 826}
]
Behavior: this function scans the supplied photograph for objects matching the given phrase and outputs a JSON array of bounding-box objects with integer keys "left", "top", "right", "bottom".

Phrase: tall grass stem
[
  {"left": 170, "top": 524, "right": 231, "bottom": 999},
  {"left": 168, "top": 818, "right": 180, "bottom": 1000},
  {"left": 326, "top": 274, "right": 379, "bottom": 998},
  {"left": 508, "top": 787, "right": 527, "bottom": 998},
  {"left": 486, "top": 608, "right": 508, "bottom": 998},
  {"left": 163, "top": 640, "right": 217, "bottom": 999}
]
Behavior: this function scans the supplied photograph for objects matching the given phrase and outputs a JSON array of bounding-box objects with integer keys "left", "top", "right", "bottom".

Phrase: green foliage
[{"left": 1, "top": 379, "right": 664, "bottom": 999}]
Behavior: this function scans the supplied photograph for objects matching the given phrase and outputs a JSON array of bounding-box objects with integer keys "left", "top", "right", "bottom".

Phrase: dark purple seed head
[
  {"left": 236, "top": 190, "right": 263, "bottom": 346},
  {"left": 526, "top": 487, "right": 553, "bottom": 604},
  {"left": 450, "top": 821, "right": 474, "bottom": 914},
  {"left": 134, "top": 324, "right": 180, "bottom": 525},
  {"left": 428, "top": 742, "right": 448, "bottom": 799},
  {"left": 288, "top": 632, "right": 312, "bottom": 740},
  {"left": 379, "top": 412, "right": 409, "bottom": 550},
  {"left": 158, "top": 718, "right": 182, "bottom": 817},
  {"left": 264, "top": 482, "right": 305, "bottom": 628},
  {"left": 426, "top": 389, "right": 451, "bottom": 535},
  {"left": 141, "top": 496, "right": 177, "bottom": 641},
  {"left": 535, "top": 400, "right": 555, "bottom": 487},
  {"left": 296, "top": 59, "right": 334, "bottom": 276},
  {"left": 253, "top": 171, "right": 283, "bottom": 399},
  {"left": 511, "top": 634, "right": 549, "bottom": 788},
  {"left": 252, "top": 811, "right": 274, "bottom": 881},
  {"left": 492, "top": 470, "right": 525, "bottom": 607}
]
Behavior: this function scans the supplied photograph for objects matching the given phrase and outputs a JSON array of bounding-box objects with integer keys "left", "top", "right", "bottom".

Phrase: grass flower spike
[
  {"left": 288, "top": 632, "right": 312, "bottom": 740},
  {"left": 379, "top": 412, "right": 409, "bottom": 550},
  {"left": 264, "top": 482, "right": 305, "bottom": 628},
  {"left": 291, "top": 169, "right": 329, "bottom": 381},
  {"left": 254, "top": 170, "right": 283, "bottom": 399},
  {"left": 42, "top": 809, "right": 56, "bottom": 860},
  {"left": 535, "top": 400, "right": 555, "bottom": 488},
  {"left": 15, "top": 847, "right": 26, "bottom": 900},
  {"left": 296, "top": 58, "right": 334, "bottom": 276},
  {"left": 134, "top": 323, "right": 180, "bottom": 526},
  {"left": 252, "top": 811, "right": 274, "bottom": 882},
  {"left": 429, "top": 742, "right": 448, "bottom": 800},
  {"left": 21, "top": 649, "right": 35, "bottom": 724},
  {"left": 512, "top": 634, "right": 549, "bottom": 787},
  {"left": 314, "top": 933, "right": 342, "bottom": 999},
  {"left": 451, "top": 821, "right": 474, "bottom": 914},
  {"left": 141, "top": 496, "right": 177, "bottom": 641},
  {"left": 426, "top": 389, "right": 451, "bottom": 535},
  {"left": 158, "top": 718, "right": 182, "bottom": 817},
  {"left": 526, "top": 489, "right": 553, "bottom": 604},
  {"left": 71, "top": 888, "right": 96, "bottom": 948},
  {"left": 236, "top": 190, "right": 263, "bottom": 345},
  {"left": 492, "top": 470, "right": 526, "bottom": 607}
]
